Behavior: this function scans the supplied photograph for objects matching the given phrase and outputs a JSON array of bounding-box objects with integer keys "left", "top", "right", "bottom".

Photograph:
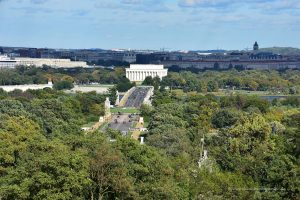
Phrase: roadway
[
  {"left": 124, "top": 87, "right": 150, "bottom": 108},
  {"left": 107, "top": 113, "right": 138, "bottom": 135}
]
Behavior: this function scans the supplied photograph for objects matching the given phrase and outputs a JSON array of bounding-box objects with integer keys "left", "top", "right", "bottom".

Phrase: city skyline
[{"left": 0, "top": 0, "right": 300, "bottom": 50}]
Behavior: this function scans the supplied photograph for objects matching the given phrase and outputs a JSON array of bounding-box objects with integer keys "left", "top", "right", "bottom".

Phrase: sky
[{"left": 0, "top": 0, "right": 299, "bottom": 50}]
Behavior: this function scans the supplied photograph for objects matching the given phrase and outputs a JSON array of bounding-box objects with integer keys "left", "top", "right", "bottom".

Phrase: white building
[
  {"left": 0, "top": 55, "right": 88, "bottom": 68},
  {"left": 0, "top": 81, "right": 53, "bottom": 92},
  {"left": 126, "top": 64, "right": 168, "bottom": 82}
]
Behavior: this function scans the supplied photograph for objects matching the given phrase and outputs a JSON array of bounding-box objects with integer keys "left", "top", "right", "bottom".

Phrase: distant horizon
[
  {"left": 1, "top": 0, "right": 299, "bottom": 50},
  {"left": 1, "top": 44, "right": 300, "bottom": 52}
]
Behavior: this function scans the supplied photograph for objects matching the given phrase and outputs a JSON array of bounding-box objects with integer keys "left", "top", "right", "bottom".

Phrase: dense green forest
[
  {"left": 0, "top": 66, "right": 134, "bottom": 92},
  {"left": 161, "top": 69, "right": 300, "bottom": 94},
  {"left": 0, "top": 88, "right": 299, "bottom": 199},
  {"left": 0, "top": 66, "right": 124, "bottom": 85},
  {"left": 0, "top": 67, "right": 299, "bottom": 199},
  {"left": 1, "top": 66, "right": 299, "bottom": 94}
]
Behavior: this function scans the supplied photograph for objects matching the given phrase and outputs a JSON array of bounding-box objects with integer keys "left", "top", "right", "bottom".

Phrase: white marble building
[
  {"left": 0, "top": 55, "right": 88, "bottom": 68},
  {"left": 126, "top": 64, "right": 168, "bottom": 82},
  {"left": 0, "top": 81, "right": 53, "bottom": 92}
]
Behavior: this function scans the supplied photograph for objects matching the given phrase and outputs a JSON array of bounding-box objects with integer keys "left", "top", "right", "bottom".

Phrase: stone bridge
[{"left": 119, "top": 86, "right": 153, "bottom": 108}]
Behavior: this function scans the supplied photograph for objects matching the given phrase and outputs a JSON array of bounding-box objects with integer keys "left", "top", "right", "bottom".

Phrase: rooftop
[{"left": 129, "top": 64, "right": 165, "bottom": 70}]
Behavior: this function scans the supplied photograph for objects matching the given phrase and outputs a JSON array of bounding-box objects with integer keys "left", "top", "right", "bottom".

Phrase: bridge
[
  {"left": 105, "top": 86, "right": 153, "bottom": 136},
  {"left": 119, "top": 86, "right": 153, "bottom": 108}
]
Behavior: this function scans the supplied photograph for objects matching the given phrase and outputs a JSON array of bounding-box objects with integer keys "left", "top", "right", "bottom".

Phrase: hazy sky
[{"left": 0, "top": 0, "right": 299, "bottom": 50}]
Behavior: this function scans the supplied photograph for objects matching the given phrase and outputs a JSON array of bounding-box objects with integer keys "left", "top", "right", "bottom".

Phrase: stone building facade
[{"left": 126, "top": 64, "right": 168, "bottom": 82}]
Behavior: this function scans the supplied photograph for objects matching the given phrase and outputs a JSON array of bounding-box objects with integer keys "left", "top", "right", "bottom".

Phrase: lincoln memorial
[{"left": 126, "top": 64, "right": 168, "bottom": 82}]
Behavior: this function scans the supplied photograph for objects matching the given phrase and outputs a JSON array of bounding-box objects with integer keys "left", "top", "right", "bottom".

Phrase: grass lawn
[
  {"left": 111, "top": 107, "right": 140, "bottom": 114},
  {"left": 205, "top": 90, "right": 265, "bottom": 96},
  {"left": 82, "top": 121, "right": 97, "bottom": 128},
  {"left": 171, "top": 88, "right": 288, "bottom": 97},
  {"left": 78, "top": 84, "right": 114, "bottom": 88}
]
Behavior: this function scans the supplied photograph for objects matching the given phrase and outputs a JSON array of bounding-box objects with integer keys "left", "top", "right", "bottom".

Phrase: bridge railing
[{"left": 119, "top": 87, "right": 136, "bottom": 107}]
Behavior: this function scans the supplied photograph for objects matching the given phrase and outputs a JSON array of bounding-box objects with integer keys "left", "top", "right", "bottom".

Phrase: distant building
[
  {"left": 253, "top": 41, "right": 259, "bottom": 51},
  {"left": 126, "top": 64, "right": 168, "bottom": 82},
  {"left": 0, "top": 55, "right": 88, "bottom": 68},
  {"left": 0, "top": 81, "right": 53, "bottom": 92}
]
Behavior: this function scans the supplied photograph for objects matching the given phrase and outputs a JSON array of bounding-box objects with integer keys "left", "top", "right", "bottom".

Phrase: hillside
[{"left": 258, "top": 47, "right": 300, "bottom": 55}]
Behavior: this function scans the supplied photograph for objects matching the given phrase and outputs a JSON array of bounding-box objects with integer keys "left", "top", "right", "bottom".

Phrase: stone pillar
[
  {"left": 104, "top": 97, "right": 111, "bottom": 120},
  {"left": 139, "top": 71, "right": 141, "bottom": 81},
  {"left": 135, "top": 71, "right": 138, "bottom": 81},
  {"left": 115, "top": 90, "right": 120, "bottom": 106},
  {"left": 140, "top": 137, "right": 144, "bottom": 145}
]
